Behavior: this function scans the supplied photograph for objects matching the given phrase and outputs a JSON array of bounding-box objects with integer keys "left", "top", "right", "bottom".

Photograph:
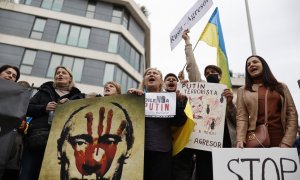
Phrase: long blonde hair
[{"left": 53, "top": 66, "right": 75, "bottom": 91}]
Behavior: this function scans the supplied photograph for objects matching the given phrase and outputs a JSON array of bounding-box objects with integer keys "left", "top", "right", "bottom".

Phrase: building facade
[{"left": 0, "top": 0, "right": 150, "bottom": 93}]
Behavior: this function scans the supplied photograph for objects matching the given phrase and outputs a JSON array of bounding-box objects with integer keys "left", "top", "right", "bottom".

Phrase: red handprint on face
[{"left": 68, "top": 106, "right": 126, "bottom": 178}]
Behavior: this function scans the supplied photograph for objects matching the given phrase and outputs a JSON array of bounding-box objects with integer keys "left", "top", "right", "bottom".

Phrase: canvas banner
[
  {"left": 212, "top": 148, "right": 300, "bottom": 180},
  {"left": 0, "top": 78, "right": 32, "bottom": 136},
  {"left": 177, "top": 82, "right": 226, "bottom": 151},
  {"left": 39, "top": 94, "right": 145, "bottom": 180},
  {"left": 145, "top": 92, "right": 176, "bottom": 118},
  {"left": 170, "top": 0, "right": 213, "bottom": 50}
]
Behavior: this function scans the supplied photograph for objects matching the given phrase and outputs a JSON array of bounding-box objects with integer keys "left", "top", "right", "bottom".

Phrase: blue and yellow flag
[
  {"left": 172, "top": 100, "right": 195, "bottom": 156},
  {"left": 199, "top": 8, "right": 232, "bottom": 89}
]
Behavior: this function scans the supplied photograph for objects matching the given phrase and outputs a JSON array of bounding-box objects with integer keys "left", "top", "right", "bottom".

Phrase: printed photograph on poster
[
  {"left": 39, "top": 94, "right": 145, "bottom": 180},
  {"left": 145, "top": 92, "right": 176, "bottom": 118},
  {"left": 177, "top": 82, "right": 226, "bottom": 151}
]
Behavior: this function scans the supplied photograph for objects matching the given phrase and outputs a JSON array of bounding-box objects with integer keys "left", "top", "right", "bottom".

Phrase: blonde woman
[{"left": 21, "top": 66, "right": 84, "bottom": 180}]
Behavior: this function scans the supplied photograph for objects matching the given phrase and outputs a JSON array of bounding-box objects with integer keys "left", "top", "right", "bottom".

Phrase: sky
[{"left": 135, "top": 0, "right": 300, "bottom": 124}]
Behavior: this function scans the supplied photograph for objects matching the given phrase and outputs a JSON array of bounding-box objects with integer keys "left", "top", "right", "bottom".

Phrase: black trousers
[{"left": 144, "top": 150, "right": 172, "bottom": 180}]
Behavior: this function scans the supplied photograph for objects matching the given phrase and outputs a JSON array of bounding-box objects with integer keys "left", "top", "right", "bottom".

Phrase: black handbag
[{"left": 25, "top": 128, "right": 50, "bottom": 149}]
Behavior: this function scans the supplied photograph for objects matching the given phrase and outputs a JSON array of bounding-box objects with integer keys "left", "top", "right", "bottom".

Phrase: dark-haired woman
[{"left": 236, "top": 55, "right": 298, "bottom": 148}]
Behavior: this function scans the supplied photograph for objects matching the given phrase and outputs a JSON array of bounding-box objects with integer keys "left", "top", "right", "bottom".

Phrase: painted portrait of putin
[{"left": 57, "top": 102, "right": 134, "bottom": 180}]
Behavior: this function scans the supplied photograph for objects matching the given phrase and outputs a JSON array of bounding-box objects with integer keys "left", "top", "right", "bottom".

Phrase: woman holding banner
[
  {"left": 236, "top": 55, "right": 298, "bottom": 148},
  {"left": 128, "top": 67, "right": 187, "bottom": 180},
  {"left": 20, "top": 66, "right": 84, "bottom": 180}
]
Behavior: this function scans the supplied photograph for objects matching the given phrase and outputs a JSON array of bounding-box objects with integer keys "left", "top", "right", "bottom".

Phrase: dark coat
[{"left": 27, "top": 81, "right": 84, "bottom": 131}]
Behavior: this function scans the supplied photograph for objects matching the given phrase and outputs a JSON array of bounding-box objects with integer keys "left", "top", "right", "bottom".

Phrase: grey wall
[
  {"left": 94, "top": 1, "right": 113, "bottom": 22},
  {"left": 0, "top": 9, "right": 34, "bottom": 38},
  {"left": 81, "top": 59, "right": 105, "bottom": 86},
  {"left": 62, "top": 0, "right": 88, "bottom": 17},
  {"left": 42, "top": 19, "right": 59, "bottom": 42},
  {"left": 0, "top": 44, "right": 24, "bottom": 67},
  {"left": 31, "top": 51, "right": 51, "bottom": 77},
  {"left": 128, "top": 17, "right": 145, "bottom": 46},
  {"left": 88, "top": 28, "right": 110, "bottom": 52}
]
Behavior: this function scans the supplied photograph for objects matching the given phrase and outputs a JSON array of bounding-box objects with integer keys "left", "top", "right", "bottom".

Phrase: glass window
[
  {"left": 108, "top": 33, "right": 119, "bottom": 53},
  {"left": 41, "top": 0, "right": 53, "bottom": 10},
  {"left": 67, "top": 25, "right": 80, "bottom": 46},
  {"left": 103, "top": 64, "right": 115, "bottom": 85},
  {"left": 62, "top": 56, "right": 74, "bottom": 70},
  {"left": 112, "top": 8, "right": 122, "bottom": 24},
  {"left": 127, "top": 76, "right": 133, "bottom": 89},
  {"left": 41, "top": 0, "right": 63, "bottom": 11},
  {"left": 78, "top": 28, "right": 90, "bottom": 48},
  {"left": 115, "top": 67, "right": 122, "bottom": 84},
  {"left": 86, "top": 1, "right": 96, "bottom": 18},
  {"left": 56, "top": 23, "right": 70, "bottom": 44},
  {"left": 122, "top": 11, "right": 129, "bottom": 29},
  {"left": 20, "top": 65, "right": 32, "bottom": 74},
  {"left": 73, "top": 58, "right": 84, "bottom": 82},
  {"left": 47, "top": 54, "right": 62, "bottom": 77},
  {"left": 134, "top": 52, "right": 140, "bottom": 71},
  {"left": 56, "top": 23, "right": 90, "bottom": 48},
  {"left": 22, "top": 50, "right": 37, "bottom": 65},
  {"left": 124, "top": 42, "right": 130, "bottom": 62},
  {"left": 132, "top": 80, "right": 138, "bottom": 89},
  {"left": 30, "top": 18, "right": 46, "bottom": 39},
  {"left": 129, "top": 48, "right": 135, "bottom": 66},
  {"left": 52, "top": 0, "right": 64, "bottom": 11},
  {"left": 20, "top": 49, "right": 37, "bottom": 75},
  {"left": 25, "top": 0, "right": 32, "bottom": 5},
  {"left": 121, "top": 73, "right": 128, "bottom": 92}
]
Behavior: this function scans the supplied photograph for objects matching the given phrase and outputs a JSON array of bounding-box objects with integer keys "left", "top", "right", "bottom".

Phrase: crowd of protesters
[{"left": 0, "top": 29, "right": 299, "bottom": 180}]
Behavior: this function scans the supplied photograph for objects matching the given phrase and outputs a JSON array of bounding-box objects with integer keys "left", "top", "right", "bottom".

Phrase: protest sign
[
  {"left": 212, "top": 148, "right": 300, "bottom": 180},
  {"left": 39, "top": 94, "right": 145, "bottom": 180},
  {"left": 177, "top": 82, "right": 226, "bottom": 151},
  {"left": 170, "top": 0, "right": 213, "bottom": 50},
  {"left": 145, "top": 92, "right": 176, "bottom": 118}
]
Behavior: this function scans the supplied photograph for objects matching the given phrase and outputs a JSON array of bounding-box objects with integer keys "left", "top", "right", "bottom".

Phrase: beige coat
[{"left": 236, "top": 84, "right": 298, "bottom": 146}]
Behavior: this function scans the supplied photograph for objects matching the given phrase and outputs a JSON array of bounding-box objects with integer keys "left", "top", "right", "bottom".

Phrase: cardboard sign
[
  {"left": 177, "top": 82, "right": 226, "bottom": 151},
  {"left": 212, "top": 148, "right": 300, "bottom": 180},
  {"left": 170, "top": 0, "right": 213, "bottom": 50},
  {"left": 39, "top": 94, "right": 145, "bottom": 180},
  {"left": 145, "top": 92, "right": 176, "bottom": 118}
]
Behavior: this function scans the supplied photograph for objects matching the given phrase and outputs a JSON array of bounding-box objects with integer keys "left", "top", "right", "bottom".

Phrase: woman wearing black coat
[{"left": 20, "top": 66, "right": 84, "bottom": 180}]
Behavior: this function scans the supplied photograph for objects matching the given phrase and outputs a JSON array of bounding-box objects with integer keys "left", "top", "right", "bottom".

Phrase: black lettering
[
  {"left": 227, "top": 158, "right": 243, "bottom": 180},
  {"left": 241, "top": 158, "right": 260, "bottom": 180},
  {"left": 262, "top": 158, "right": 280, "bottom": 180},
  {"left": 280, "top": 158, "right": 297, "bottom": 180}
]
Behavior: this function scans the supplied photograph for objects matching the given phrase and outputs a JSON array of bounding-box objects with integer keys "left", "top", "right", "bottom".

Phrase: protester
[
  {"left": 0, "top": 65, "right": 23, "bottom": 180},
  {"left": 86, "top": 81, "right": 121, "bottom": 98},
  {"left": 20, "top": 66, "right": 84, "bottom": 180},
  {"left": 128, "top": 67, "right": 187, "bottom": 180},
  {"left": 178, "top": 29, "right": 237, "bottom": 180},
  {"left": 236, "top": 55, "right": 298, "bottom": 148},
  {"left": 164, "top": 73, "right": 195, "bottom": 180}
]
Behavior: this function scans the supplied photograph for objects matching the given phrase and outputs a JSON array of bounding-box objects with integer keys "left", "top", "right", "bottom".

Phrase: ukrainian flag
[
  {"left": 172, "top": 100, "right": 195, "bottom": 156},
  {"left": 199, "top": 7, "right": 232, "bottom": 89}
]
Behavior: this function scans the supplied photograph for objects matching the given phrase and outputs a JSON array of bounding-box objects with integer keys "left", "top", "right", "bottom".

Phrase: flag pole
[{"left": 245, "top": 0, "right": 256, "bottom": 55}]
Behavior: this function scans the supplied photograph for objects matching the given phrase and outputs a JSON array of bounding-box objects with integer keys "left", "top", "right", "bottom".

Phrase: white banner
[
  {"left": 212, "top": 148, "right": 300, "bottom": 180},
  {"left": 145, "top": 92, "right": 176, "bottom": 118},
  {"left": 170, "top": 0, "right": 213, "bottom": 50},
  {"left": 177, "top": 82, "right": 226, "bottom": 151}
]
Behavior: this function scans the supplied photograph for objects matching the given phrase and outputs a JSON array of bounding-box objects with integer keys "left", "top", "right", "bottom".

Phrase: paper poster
[
  {"left": 39, "top": 94, "right": 145, "bottom": 180},
  {"left": 145, "top": 92, "right": 176, "bottom": 118},
  {"left": 177, "top": 82, "right": 226, "bottom": 151}
]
